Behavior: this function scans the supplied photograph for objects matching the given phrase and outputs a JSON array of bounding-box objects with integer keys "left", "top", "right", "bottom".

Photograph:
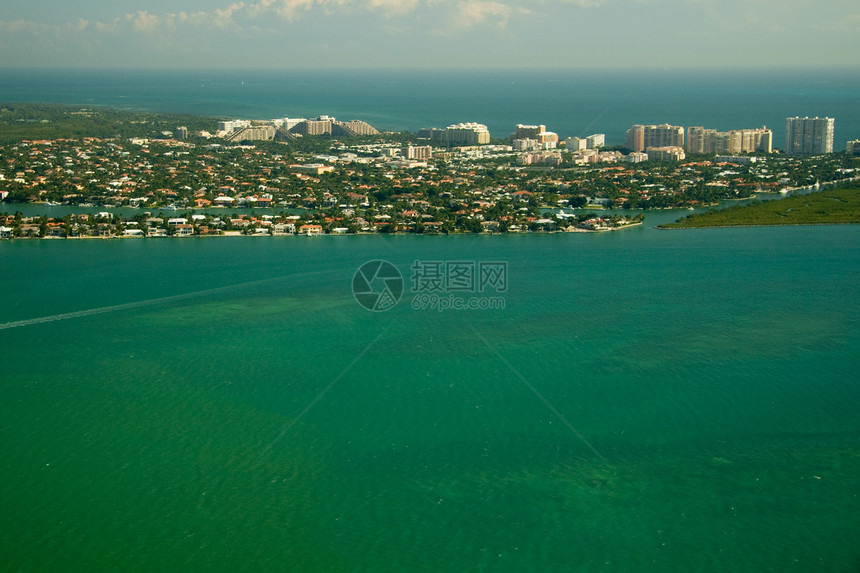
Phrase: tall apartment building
[
  {"left": 513, "top": 124, "right": 544, "bottom": 139},
  {"left": 586, "top": 134, "right": 605, "bottom": 149},
  {"left": 334, "top": 120, "right": 379, "bottom": 136},
  {"left": 687, "top": 126, "right": 772, "bottom": 154},
  {"left": 417, "top": 128, "right": 445, "bottom": 140},
  {"left": 224, "top": 125, "right": 276, "bottom": 142},
  {"left": 273, "top": 118, "right": 306, "bottom": 130},
  {"left": 444, "top": 123, "right": 491, "bottom": 145},
  {"left": 513, "top": 124, "right": 558, "bottom": 145},
  {"left": 785, "top": 117, "right": 834, "bottom": 154},
  {"left": 625, "top": 124, "right": 684, "bottom": 152},
  {"left": 564, "top": 135, "right": 604, "bottom": 150},
  {"left": 565, "top": 137, "right": 587, "bottom": 151},
  {"left": 291, "top": 119, "right": 333, "bottom": 136},
  {"left": 847, "top": 140, "right": 860, "bottom": 155},
  {"left": 289, "top": 116, "right": 379, "bottom": 137},
  {"left": 402, "top": 145, "right": 433, "bottom": 160},
  {"left": 218, "top": 120, "right": 252, "bottom": 133}
]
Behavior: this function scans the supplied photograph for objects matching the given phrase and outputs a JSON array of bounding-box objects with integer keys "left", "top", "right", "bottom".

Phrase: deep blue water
[{"left": 1, "top": 67, "right": 859, "bottom": 147}]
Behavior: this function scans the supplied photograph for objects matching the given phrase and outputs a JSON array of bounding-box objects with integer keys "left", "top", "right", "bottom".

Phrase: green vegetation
[
  {"left": 658, "top": 181, "right": 860, "bottom": 228},
  {"left": 3, "top": 102, "right": 860, "bottom": 234},
  {"left": 0, "top": 103, "right": 216, "bottom": 143}
]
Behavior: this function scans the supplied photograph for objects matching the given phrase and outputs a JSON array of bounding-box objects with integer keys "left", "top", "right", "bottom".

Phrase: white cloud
[
  {"left": 557, "top": 0, "right": 603, "bottom": 6},
  {"left": 274, "top": 0, "right": 318, "bottom": 20},
  {"left": 127, "top": 11, "right": 160, "bottom": 33},
  {"left": 248, "top": 0, "right": 278, "bottom": 18},
  {"left": 3, "top": 0, "right": 856, "bottom": 68},
  {"left": 246, "top": 0, "right": 351, "bottom": 21},
  {"left": 368, "top": 0, "right": 420, "bottom": 16},
  {"left": 455, "top": 1, "right": 517, "bottom": 27},
  {"left": 214, "top": 2, "right": 248, "bottom": 26},
  {"left": 819, "top": 13, "right": 860, "bottom": 32}
]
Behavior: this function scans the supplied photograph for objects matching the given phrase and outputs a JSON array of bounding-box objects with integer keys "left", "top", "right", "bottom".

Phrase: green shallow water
[{"left": 1, "top": 222, "right": 859, "bottom": 572}]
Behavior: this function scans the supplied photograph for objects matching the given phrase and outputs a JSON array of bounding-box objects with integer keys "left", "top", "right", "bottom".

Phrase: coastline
[
  {"left": 0, "top": 224, "right": 645, "bottom": 240},
  {"left": 656, "top": 221, "right": 860, "bottom": 230}
]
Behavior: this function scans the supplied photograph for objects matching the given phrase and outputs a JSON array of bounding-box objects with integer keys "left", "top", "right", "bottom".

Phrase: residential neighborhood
[{"left": 1, "top": 106, "right": 858, "bottom": 237}]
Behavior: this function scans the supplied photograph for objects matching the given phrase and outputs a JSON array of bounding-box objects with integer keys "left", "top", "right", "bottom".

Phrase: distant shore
[{"left": 657, "top": 185, "right": 860, "bottom": 229}]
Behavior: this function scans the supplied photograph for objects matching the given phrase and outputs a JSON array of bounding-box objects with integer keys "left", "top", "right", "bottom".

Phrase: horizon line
[{"left": 2, "top": 64, "right": 860, "bottom": 73}]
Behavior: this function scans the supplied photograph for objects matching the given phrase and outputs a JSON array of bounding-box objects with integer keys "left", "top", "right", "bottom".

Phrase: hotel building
[
  {"left": 625, "top": 124, "right": 684, "bottom": 152},
  {"left": 288, "top": 116, "right": 379, "bottom": 137}
]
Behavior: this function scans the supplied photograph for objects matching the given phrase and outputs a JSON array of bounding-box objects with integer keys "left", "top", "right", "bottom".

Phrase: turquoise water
[{"left": 1, "top": 219, "right": 859, "bottom": 571}]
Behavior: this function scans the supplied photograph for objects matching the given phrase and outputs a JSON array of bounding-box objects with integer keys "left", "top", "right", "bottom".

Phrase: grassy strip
[{"left": 658, "top": 182, "right": 860, "bottom": 228}]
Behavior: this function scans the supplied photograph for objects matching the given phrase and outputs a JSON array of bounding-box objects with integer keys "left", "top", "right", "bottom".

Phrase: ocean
[
  {"left": 1, "top": 69, "right": 860, "bottom": 571},
  {"left": 1, "top": 219, "right": 859, "bottom": 572},
  {"left": 1, "top": 67, "right": 859, "bottom": 147}
]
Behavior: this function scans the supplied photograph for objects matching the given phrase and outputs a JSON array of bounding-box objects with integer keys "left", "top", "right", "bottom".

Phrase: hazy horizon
[{"left": 2, "top": 1, "right": 857, "bottom": 70}]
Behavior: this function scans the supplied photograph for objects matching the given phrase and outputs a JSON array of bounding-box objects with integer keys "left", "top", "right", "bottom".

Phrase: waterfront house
[{"left": 174, "top": 224, "right": 194, "bottom": 237}]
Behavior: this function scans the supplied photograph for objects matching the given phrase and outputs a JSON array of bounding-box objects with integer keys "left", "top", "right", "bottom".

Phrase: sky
[{"left": 1, "top": 0, "right": 858, "bottom": 69}]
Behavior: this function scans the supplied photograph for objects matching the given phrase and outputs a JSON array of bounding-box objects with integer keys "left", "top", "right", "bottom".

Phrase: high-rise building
[
  {"left": 444, "top": 123, "right": 491, "bottom": 145},
  {"left": 565, "top": 137, "right": 586, "bottom": 151},
  {"left": 847, "top": 140, "right": 860, "bottom": 155},
  {"left": 687, "top": 126, "right": 772, "bottom": 154},
  {"left": 513, "top": 124, "right": 545, "bottom": 139},
  {"left": 687, "top": 126, "right": 716, "bottom": 154},
  {"left": 585, "top": 134, "right": 605, "bottom": 149},
  {"left": 512, "top": 124, "right": 558, "bottom": 145},
  {"left": 785, "top": 117, "right": 834, "bottom": 154},
  {"left": 218, "top": 120, "right": 252, "bottom": 133},
  {"left": 625, "top": 124, "right": 684, "bottom": 152},
  {"left": 402, "top": 145, "right": 433, "bottom": 160},
  {"left": 273, "top": 118, "right": 306, "bottom": 130},
  {"left": 418, "top": 128, "right": 446, "bottom": 141},
  {"left": 334, "top": 120, "right": 379, "bottom": 136},
  {"left": 291, "top": 119, "right": 333, "bottom": 136},
  {"left": 288, "top": 116, "right": 379, "bottom": 137},
  {"left": 224, "top": 125, "right": 276, "bottom": 142}
]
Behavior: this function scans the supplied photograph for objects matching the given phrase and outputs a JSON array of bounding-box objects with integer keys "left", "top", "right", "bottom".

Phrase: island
[{"left": 657, "top": 182, "right": 860, "bottom": 229}]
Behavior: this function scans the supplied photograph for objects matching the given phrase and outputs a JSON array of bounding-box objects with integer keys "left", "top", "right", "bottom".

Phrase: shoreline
[
  {"left": 1, "top": 221, "right": 646, "bottom": 240},
  {"left": 657, "top": 221, "right": 860, "bottom": 230}
]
